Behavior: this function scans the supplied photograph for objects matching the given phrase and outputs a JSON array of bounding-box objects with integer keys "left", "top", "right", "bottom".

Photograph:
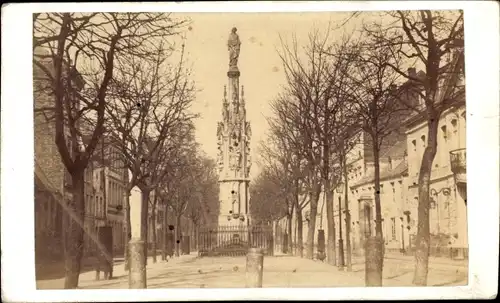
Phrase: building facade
[
  {"left": 275, "top": 51, "right": 467, "bottom": 261},
  {"left": 404, "top": 101, "right": 467, "bottom": 257},
  {"left": 34, "top": 56, "right": 100, "bottom": 264},
  {"left": 91, "top": 136, "right": 128, "bottom": 256},
  {"left": 34, "top": 52, "right": 128, "bottom": 265},
  {"left": 348, "top": 140, "right": 408, "bottom": 255}
]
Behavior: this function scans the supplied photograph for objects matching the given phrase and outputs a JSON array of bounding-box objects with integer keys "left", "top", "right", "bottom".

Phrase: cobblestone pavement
[{"left": 36, "top": 253, "right": 468, "bottom": 289}]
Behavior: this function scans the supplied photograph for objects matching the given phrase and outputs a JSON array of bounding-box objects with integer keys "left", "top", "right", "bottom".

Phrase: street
[{"left": 36, "top": 253, "right": 468, "bottom": 289}]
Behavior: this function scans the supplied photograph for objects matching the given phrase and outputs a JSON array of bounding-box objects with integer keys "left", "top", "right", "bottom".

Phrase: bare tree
[
  {"left": 329, "top": 34, "right": 409, "bottom": 284},
  {"left": 155, "top": 146, "right": 208, "bottom": 260},
  {"left": 277, "top": 28, "right": 354, "bottom": 261},
  {"left": 249, "top": 168, "right": 287, "bottom": 225},
  {"left": 256, "top": 133, "right": 295, "bottom": 228},
  {"left": 104, "top": 37, "right": 196, "bottom": 267},
  {"left": 160, "top": 136, "right": 200, "bottom": 257},
  {"left": 183, "top": 155, "right": 220, "bottom": 251},
  {"left": 33, "top": 12, "right": 189, "bottom": 288},
  {"left": 358, "top": 10, "right": 465, "bottom": 285}
]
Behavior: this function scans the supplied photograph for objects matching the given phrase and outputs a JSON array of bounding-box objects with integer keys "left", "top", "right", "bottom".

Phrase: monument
[{"left": 217, "top": 27, "right": 252, "bottom": 226}]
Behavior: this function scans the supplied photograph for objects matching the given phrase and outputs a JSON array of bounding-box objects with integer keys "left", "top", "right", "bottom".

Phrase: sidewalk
[
  {"left": 382, "top": 252, "right": 468, "bottom": 268},
  {"left": 36, "top": 253, "right": 198, "bottom": 289},
  {"left": 37, "top": 253, "right": 467, "bottom": 289}
]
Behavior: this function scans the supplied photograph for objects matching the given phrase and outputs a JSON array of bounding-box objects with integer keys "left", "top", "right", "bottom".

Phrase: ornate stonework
[{"left": 217, "top": 28, "right": 251, "bottom": 225}]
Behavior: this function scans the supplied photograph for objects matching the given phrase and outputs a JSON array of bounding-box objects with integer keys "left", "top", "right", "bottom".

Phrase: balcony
[
  {"left": 450, "top": 148, "right": 466, "bottom": 203},
  {"left": 449, "top": 148, "right": 466, "bottom": 184}
]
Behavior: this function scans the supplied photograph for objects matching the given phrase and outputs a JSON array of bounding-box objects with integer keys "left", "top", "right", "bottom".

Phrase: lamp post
[
  {"left": 336, "top": 184, "right": 345, "bottom": 271},
  {"left": 399, "top": 217, "right": 405, "bottom": 254},
  {"left": 403, "top": 211, "right": 411, "bottom": 252},
  {"left": 316, "top": 184, "right": 326, "bottom": 262}
]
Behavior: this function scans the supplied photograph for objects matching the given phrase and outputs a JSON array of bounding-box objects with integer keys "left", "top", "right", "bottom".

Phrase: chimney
[
  {"left": 388, "top": 156, "right": 393, "bottom": 170},
  {"left": 407, "top": 68, "right": 417, "bottom": 79}
]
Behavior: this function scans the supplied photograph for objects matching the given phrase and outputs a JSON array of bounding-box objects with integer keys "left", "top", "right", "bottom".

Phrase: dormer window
[
  {"left": 451, "top": 119, "right": 458, "bottom": 132},
  {"left": 441, "top": 125, "right": 448, "bottom": 141},
  {"left": 417, "top": 93, "right": 425, "bottom": 107}
]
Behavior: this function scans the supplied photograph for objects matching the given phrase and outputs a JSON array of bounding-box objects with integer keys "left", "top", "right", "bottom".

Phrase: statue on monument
[{"left": 227, "top": 27, "right": 241, "bottom": 68}]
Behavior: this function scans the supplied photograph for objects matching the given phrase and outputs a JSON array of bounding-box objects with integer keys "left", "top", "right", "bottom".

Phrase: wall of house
[
  {"left": 405, "top": 104, "right": 467, "bottom": 253},
  {"left": 35, "top": 92, "right": 99, "bottom": 262},
  {"left": 350, "top": 173, "right": 408, "bottom": 254}
]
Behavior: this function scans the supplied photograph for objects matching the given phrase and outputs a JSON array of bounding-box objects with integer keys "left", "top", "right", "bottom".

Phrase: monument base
[{"left": 218, "top": 214, "right": 249, "bottom": 227}]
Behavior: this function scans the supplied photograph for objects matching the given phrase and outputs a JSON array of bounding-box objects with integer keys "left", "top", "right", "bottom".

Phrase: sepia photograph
[{"left": 1, "top": 1, "right": 499, "bottom": 301}]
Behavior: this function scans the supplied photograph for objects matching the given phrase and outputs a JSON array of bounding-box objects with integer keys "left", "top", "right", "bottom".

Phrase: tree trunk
[
  {"left": 326, "top": 187, "right": 336, "bottom": 266},
  {"left": 175, "top": 215, "right": 181, "bottom": 257},
  {"left": 141, "top": 190, "right": 150, "bottom": 266},
  {"left": 286, "top": 212, "right": 293, "bottom": 254},
  {"left": 124, "top": 189, "right": 131, "bottom": 271},
  {"left": 367, "top": 136, "right": 384, "bottom": 286},
  {"left": 306, "top": 186, "right": 320, "bottom": 259},
  {"left": 344, "top": 157, "right": 353, "bottom": 271},
  {"left": 413, "top": 116, "right": 439, "bottom": 285},
  {"left": 63, "top": 171, "right": 85, "bottom": 289},
  {"left": 151, "top": 204, "right": 157, "bottom": 263},
  {"left": 373, "top": 143, "right": 383, "bottom": 239},
  {"left": 161, "top": 204, "right": 168, "bottom": 261},
  {"left": 296, "top": 206, "right": 303, "bottom": 258}
]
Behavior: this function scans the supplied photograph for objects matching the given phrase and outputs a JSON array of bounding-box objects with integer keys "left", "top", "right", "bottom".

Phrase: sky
[{"left": 180, "top": 12, "right": 356, "bottom": 179}]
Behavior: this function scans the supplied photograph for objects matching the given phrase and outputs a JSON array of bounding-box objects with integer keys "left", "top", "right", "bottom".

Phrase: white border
[{"left": 1, "top": 1, "right": 499, "bottom": 301}]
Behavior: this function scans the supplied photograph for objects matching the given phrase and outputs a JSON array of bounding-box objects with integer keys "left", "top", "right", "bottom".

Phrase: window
[
  {"left": 85, "top": 195, "right": 90, "bottom": 214},
  {"left": 451, "top": 119, "right": 458, "bottom": 129},
  {"left": 421, "top": 135, "right": 426, "bottom": 148},
  {"left": 440, "top": 125, "right": 449, "bottom": 167},
  {"left": 365, "top": 205, "right": 372, "bottom": 236},
  {"left": 417, "top": 93, "right": 425, "bottom": 107},
  {"left": 391, "top": 217, "right": 396, "bottom": 240},
  {"left": 441, "top": 125, "right": 448, "bottom": 141},
  {"left": 411, "top": 140, "right": 417, "bottom": 152}
]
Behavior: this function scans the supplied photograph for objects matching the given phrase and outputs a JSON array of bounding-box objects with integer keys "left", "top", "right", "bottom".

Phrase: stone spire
[{"left": 217, "top": 27, "right": 251, "bottom": 226}]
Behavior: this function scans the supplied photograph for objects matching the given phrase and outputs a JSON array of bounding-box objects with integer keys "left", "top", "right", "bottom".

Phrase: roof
[
  {"left": 381, "top": 139, "right": 407, "bottom": 158},
  {"left": 352, "top": 160, "right": 408, "bottom": 188},
  {"left": 351, "top": 139, "right": 408, "bottom": 188},
  {"left": 403, "top": 49, "right": 465, "bottom": 128}
]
